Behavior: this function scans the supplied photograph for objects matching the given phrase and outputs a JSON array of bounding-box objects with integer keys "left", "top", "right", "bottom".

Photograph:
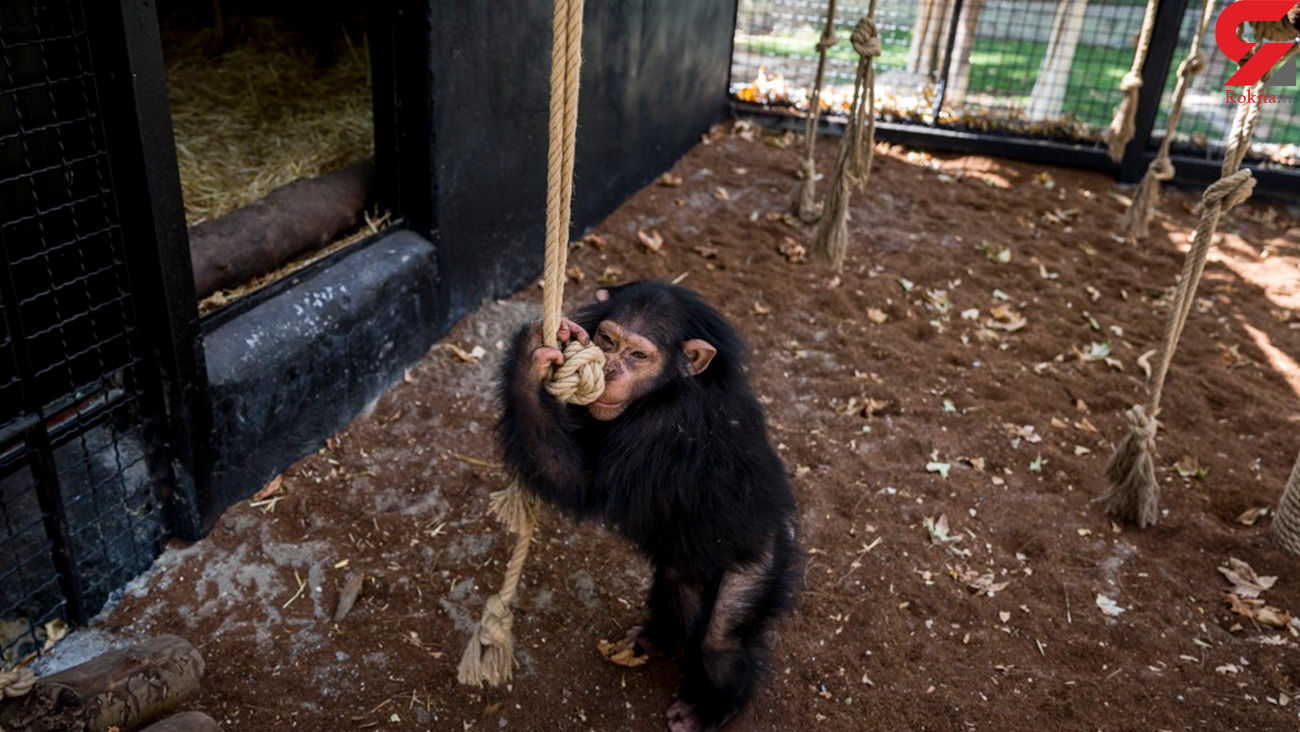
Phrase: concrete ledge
[{"left": 199, "top": 229, "right": 438, "bottom": 528}]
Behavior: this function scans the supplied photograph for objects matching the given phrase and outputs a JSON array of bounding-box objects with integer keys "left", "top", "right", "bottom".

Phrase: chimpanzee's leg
[
  {"left": 631, "top": 565, "right": 700, "bottom": 658},
  {"left": 666, "top": 529, "right": 799, "bottom": 731}
]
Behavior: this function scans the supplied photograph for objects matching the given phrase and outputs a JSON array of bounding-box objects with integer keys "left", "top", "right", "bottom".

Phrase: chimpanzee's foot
[
  {"left": 625, "top": 624, "right": 666, "bottom": 658},
  {"left": 665, "top": 698, "right": 703, "bottom": 732}
]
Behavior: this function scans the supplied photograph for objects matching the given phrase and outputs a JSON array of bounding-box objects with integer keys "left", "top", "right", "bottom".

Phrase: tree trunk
[
  {"left": 908, "top": 0, "right": 956, "bottom": 78},
  {"left": 1027, "top": 0, "right": 1090, "bottom": 120},
  {"left": 944, "top": 0, "right": 986, "bottom": 109},
  {"left": 0, "top": 635, "right": 204, "bottom": 732},
  {"left": 188, "top": 158, "right": 374, "bottom": 298}
]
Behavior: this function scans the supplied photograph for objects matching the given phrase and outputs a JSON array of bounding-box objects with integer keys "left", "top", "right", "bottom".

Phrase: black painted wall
[{"left": 423, "top": 0, "right": 736, "bottom": 326}]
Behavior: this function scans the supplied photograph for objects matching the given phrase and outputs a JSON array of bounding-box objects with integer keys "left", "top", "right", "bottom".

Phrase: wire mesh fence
[
  {"left": 732, "top": 0, "right": 1300, "bottom": 163},
  {"left": 1, "top": 0, "right": 172, "bottom": 669},
  {"left": 1153, "top": 0, "right": 1299, "bottom": 167}
]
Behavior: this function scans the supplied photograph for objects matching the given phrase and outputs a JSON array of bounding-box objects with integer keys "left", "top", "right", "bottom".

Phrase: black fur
[{"left": 498, "top": 281, "right": 801, "bottom": 730}]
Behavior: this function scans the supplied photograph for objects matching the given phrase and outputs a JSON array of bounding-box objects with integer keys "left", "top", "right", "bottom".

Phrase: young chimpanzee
[{"left": 499, "top": 281, "right": 801, "bottom": 731}]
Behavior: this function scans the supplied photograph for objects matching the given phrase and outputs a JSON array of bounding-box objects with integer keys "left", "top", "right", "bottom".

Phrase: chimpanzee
[{"left": 498, "top": 281, "right": 801, "bottom": 731}]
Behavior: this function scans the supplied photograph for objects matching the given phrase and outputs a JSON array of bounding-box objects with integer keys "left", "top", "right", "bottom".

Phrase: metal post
[
  {"left": 1119, "top": 0, "right": 1193, "bottom": 182},
  {"left": 84, "top": 0, "right": 211, "bottom": 539}
]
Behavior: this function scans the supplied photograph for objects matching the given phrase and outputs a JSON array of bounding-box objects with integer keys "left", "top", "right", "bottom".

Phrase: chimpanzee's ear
[
  {"left": 682, "top": 339, "right": 717, "bottom": 376},
  {"left": 596, "top": 289, "right": 610, "bottom": 302}
]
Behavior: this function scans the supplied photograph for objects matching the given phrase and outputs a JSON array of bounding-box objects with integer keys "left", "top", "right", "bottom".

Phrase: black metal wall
[{"left": 417, "top": 0, "right": 737, "bottom": 326}]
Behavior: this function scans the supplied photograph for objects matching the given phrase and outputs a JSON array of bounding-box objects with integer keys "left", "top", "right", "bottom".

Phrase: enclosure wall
[{"left": 424, "top": 0, "right": 737, "bottom": 325}]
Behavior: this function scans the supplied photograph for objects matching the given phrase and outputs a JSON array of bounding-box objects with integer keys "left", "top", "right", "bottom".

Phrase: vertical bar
[
  {"left": 82, "top": 0, "right": 210, "bottom": 539},
  {"left": 0, "top": 242, "right": 87, "bottom": 625},
  {"left": 1119, "top": 0, "right": 1192, "bottom": 182},
  {"left": 932, "top": 0, "right": 966, "bottom": 122}
]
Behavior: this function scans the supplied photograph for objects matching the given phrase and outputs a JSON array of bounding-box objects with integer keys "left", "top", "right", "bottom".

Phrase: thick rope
[
  {"left": 811, "top": 5, "right": 880, "bottom": 272},
  {"left": 0, "top": 666, "right": 36, "bottom": 698},
  {"left": 1100, "top": 47, "right": 1298, "bottom": 526},
  {"left": 1121, "top": 0, "right": 1215, "bottom": 239},
  {"left": 1271, "top": 449, "right": 1300, "bottom": 556},
  {"left": 792, "top": 0, "right": 838, "bottom": 222},
  {"left": 457, "top": 484, "right": 538, "bottom": 686},
  {"left": 460, "top": 0, "right": 600, "bottom": 687},
  {"left": 1105, "top": 0, "right": 1160, "bottom": 163}
]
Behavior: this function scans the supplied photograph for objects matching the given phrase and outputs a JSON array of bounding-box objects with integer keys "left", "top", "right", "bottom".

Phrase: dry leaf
[
  {"left": 867, "top": 308, "right": 888, "bottom": 324},
  {"left": 637, "top": 229, "right": 664, "bottom": 253},
  {"left": 1237, "top": 506, "right": 1269, "bottom": 526},
  {"left": 778, "top": 236, "right": 807, "bottom": 263},
  {"left": 693, "top": 244, "right": 719, "bottom": 259},
  {"left": 753, "top": 302, "right": 772, "bottom": 315},
  {"left": 582, "top": 232, "right": 608, "bottom": 251},
  {"left": 253, "top": 475, "right": 284, "bottom": 501},
  {"left": 1219, "top": 557, "right": 1277, "bottom": 598},
  {"left": 596, "top": 637, "right": 649, "bottom": 668},
  {"left": 657, "top": 172, "right": 683, "bottom": 187},
  {"left": 566, "top": 266, "right": 585, "bottom": 283}
]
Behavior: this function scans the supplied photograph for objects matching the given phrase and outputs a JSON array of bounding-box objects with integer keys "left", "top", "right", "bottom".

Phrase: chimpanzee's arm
[{"left": 497, "top": 323, "right": 590, "bottom": 511}]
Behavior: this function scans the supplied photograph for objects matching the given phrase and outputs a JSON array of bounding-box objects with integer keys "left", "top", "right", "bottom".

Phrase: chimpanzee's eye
[{"left": 631, "top": 351, "right": 648, "bottom": 360}]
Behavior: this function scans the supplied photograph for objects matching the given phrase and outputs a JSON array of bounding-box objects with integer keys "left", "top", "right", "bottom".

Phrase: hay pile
[{"left": 164, "top": 18, "right": 373, "bottom": 225}]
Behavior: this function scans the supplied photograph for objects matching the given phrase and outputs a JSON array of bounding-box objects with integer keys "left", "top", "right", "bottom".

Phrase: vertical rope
[
  {"left": 1100, "top": 46, "right": 1297, "bottom": 527},
  {"left": 1121, "top": 0, "right": 1215, "bottom": 239},
  {"left": 810, "top": 0, "right": 880, "bottom": 272},
  {"left": 793, "top": 0, "right": 838, "bottom": 222},
  {"left": 459, "top": 0, "right": 600, "bottom": 688},
  {"left": 1105, "top": 0, "right": 1160, "bottom": 162},
  {"left": 1271, "top": 450, "right": 1300, "bottom": 556}
]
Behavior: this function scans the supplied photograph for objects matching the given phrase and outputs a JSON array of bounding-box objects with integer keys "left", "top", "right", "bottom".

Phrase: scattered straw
[{"left": 165, "top": 17, "right": 374, "bottom": 225}]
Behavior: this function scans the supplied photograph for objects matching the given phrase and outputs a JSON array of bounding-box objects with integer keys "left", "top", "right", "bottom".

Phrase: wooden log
[
  {"left": 139, "top": 710, "right": 220, "bottom": 732},
  {"left": 188, "top": 158, "right": 374, "bottom": 298},
  {"left": 0, "top": 635, "right": 204, "bottom": 732}
]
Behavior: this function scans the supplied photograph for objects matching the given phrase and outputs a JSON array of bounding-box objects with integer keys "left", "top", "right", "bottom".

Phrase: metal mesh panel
[
  {"left": 1, "top": 0, "right": 168, "bottom": 668},
  {"left": 732, "top": 0, "right": 1299, "bottom": 158},
  {"left": 1153, "top": 0, "right": 1299, "bottom": 168}
]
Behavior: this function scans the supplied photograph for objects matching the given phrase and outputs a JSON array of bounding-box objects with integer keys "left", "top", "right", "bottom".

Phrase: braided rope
[
  {"left": 811, "top": 2, "right": 879, "bottom": 272},
  {"left": 459, "top": 0, "right": 600, "bottom": 688},
  {"left": 1121, "top": 0, "right": 1215, "bottom": 239},
  {"left": 1100, "top": 47, "right": 1299, "bottom": 527},
  {"left": 1271, "top": 450, "right": 1300, "bottom": 556},
  {"left": 0, "top": 666, "right": 36, "bottom": 698},
  {"left": 1105, "top": 0, "right": 1160, "bottom": 162},
  {"left": 793, "top": 0, "right": 838, "bottom": 222}
]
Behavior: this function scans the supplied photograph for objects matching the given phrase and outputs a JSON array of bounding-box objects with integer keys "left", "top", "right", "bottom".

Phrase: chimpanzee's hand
[{"left": 524, "top": 317, "right": 589, "bottom": 385}]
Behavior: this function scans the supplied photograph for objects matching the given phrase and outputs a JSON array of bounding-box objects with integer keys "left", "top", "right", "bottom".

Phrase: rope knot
[
  {"left": 477, "top": 595, "right": 515, "bottom": 646},
  {"left": 816, "top": 28, "right": 838, "bottom": 52},
  {"left": 850, "top": 18, "right": 881, "bottom": 58},
  {"left": 1148, "top": 156, "right": 1175, "bottom": 182},
  {"left": 1202, "top": 168, "right": 1256, "bottom": 211},
  {"left": 1123, "top": 405, "right": 1158, "bottom": 447},
  {"left": 1177, "top": 52, "right": 1205, "bottom": 78},
  {"left": 0, "top": 667, "right": 36, "bottom": 698},
  {"left": 544, "top": 340, "right": 606, "bottom": 405},
  {"left": 1119, "top": 71, "right": 1143, "bottom": 93}
]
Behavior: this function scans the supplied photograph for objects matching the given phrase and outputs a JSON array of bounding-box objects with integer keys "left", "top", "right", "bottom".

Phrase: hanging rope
[
  {"left": 1121, "top": 0, "right": 1215, "bottom": 240},
  {"left": 1271, "top": 449, "right": 1300, "bottom": 556},
  {"left": 1100, "top": 47, "right": 1297, "bottom": 527},
  {"left": 1104, "top": 0, "right": 1160, "bottom": 163},
  {"left": 792, "top": 0, "right": 838, "bottom": 222},
  {"left": 0, "top": 666, "right": 36, "bottom": 698},
  {"left": 811, "top": 3, "right": 880, "bottom": 272},
  {"left": 459, "top": 0, "right": 603, "bottom": 688}
]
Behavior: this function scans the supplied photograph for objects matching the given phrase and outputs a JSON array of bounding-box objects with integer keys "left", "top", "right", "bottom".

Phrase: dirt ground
[{"left": 97, "top": 121, "right": 1300, "bottom": 731}]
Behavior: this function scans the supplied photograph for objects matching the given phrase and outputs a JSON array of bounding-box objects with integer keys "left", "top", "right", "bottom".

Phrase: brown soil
[{"left": 99, "top": 121, "right": 1300, "bottom": 731}]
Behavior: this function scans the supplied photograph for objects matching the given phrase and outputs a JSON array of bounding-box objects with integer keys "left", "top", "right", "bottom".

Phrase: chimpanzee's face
[{"left": 588, "top": 320, "right": 662, "bottom": 421}]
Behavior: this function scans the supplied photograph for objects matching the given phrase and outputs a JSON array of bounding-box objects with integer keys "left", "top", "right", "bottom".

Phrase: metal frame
[
  {"left": 728, "top": 0, "right": 1300, "bottom": 201},
  {"left": 82, "top": 0, "right": 210, "bottom": 541}
]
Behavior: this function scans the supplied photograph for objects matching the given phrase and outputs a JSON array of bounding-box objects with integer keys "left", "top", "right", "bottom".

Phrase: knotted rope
[
  {"left": 459, "top": 0, "right": 602, "bottom": 688},
  {"left": 792, "top": 0, "right": 838, "bottom": 222},
  {"left": 1100, "top": 48, "right": 1297, "bottom": 527},
  {"left": 1271, "top": 449, "right": 1300, "bottom": 556},
  {"left": 0, "top": 666, "right": 36, "bottom": 698},
  {"left": 1121, "top": 0, "right": 1215, "bottom": 239},
  {"left": 811, "top": 4, "right": 880, "bottom": 272},
  {"left": 1104, "top": 0, "right": 1159, "bottom": 163}
]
